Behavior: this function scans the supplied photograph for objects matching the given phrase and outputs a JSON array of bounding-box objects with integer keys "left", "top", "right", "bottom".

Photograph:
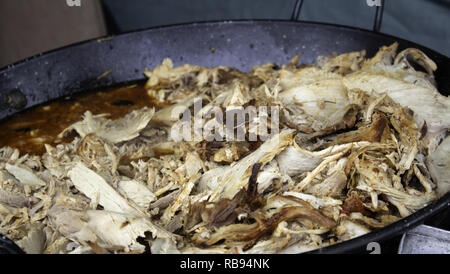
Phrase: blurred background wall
[
  {"left": 0, "top": 0, "right": 107, "bottom": 67},
  {"left": 0, "top": 0, "right": 449, "bottom": 68}
]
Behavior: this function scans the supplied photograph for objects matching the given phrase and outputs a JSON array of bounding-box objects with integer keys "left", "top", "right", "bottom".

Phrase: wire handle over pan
[{"left": 373, "top": 0, "right": 385, "bottom": 32}]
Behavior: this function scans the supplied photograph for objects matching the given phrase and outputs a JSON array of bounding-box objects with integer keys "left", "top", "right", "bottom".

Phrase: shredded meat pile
[{"left": 0, "top": 43, "right": 449, "bottom": 254}]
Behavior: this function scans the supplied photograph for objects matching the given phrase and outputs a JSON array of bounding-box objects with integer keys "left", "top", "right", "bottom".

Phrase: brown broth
[{"left": 0, "top": 83, "right": 159, "bottom": 155}]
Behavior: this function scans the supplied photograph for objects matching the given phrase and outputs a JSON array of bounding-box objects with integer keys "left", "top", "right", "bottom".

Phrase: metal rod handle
[
  {"left": 373, "top": 0, "right": 385, "bottom": 32},
  {"left": 291, "top": 0, "right": 304, "bottom": 21}
]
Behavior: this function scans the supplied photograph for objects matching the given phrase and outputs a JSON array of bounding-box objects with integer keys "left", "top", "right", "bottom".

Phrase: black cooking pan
[{"left": 0, "top": 20, "right": 449, "bottom": 254}]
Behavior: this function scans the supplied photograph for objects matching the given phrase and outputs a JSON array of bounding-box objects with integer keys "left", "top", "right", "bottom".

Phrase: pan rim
[{"left": 1, "top": 19, "right": 449, "bottom": 72}]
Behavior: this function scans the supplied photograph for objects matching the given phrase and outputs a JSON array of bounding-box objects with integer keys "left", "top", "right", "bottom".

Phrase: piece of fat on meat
[
  {"left": 118, "top": 179, "right": 156, "bottom": 209},
  {"left": 59, "top": 107, "right": 155, "bottom": 143},
  {"left": 68, "top": 162, "right": 142, "bottom": 216},
  {"left": 5, "top": 163, "right": 46, "bottom": 188},
  {"left": 427, "top": 136, "right": 450, "bottom": 197}
]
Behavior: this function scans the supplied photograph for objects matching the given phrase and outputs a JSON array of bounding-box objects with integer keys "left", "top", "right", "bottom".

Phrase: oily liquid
[{"left": 0, "top": 84, "right": 159, "bottom": 155}]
